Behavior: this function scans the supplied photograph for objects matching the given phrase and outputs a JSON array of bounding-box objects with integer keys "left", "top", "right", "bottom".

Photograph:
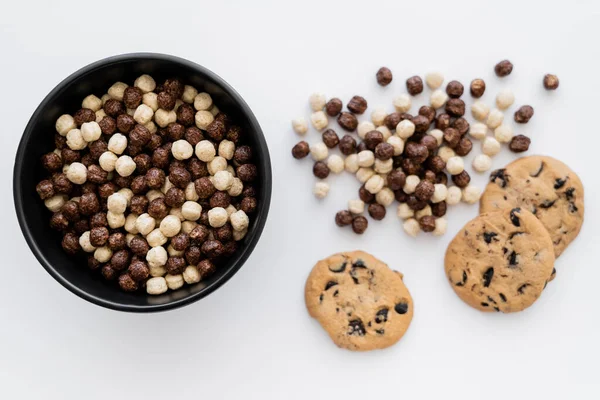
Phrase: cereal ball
[
  {"left": 106, "top": 193, "right": 127, "bottom": 214},
  {"left": 313, "top": 181, "right": 330, "bottom": 199},
  {"left": 445, "top": 98, "right": 465, "bottom": 117},
  {"left": 146, "top": 246, "right": 168, "bottom": 269},
  {"left": 429, "top": 183, "right": 447, "bottom": 203},
  {"left": 403, "top": 175, "right": 420, "bottom": 194},
  {"left": 496, "top": 89, "right": 515, "bottom": 110},
  {"left": 79, "top": 231, "right": 97, "bottom": 253},
  {"left": 486, "top": 109, "right": 504, "bottom": 129},
  {"left": 385, "top": 136, "right": 403, "bottom": 156},
  {"left": 179, "top": 85, "right": 198, "bottom": 104},
  {"left": 142, "top": 92, "right": 159, "bottom": 111},
  {"left": 425, "top": 72, "right": 444, "bottom": 89},
  {"left": 181, "top": 201, "right": 202, "bottom": 221},
  {"left": 107, "top": 133, "right": 127, "bottom": 155},
  {"left": 155, "top": 109, "right": 177, "bottom": 128},
  {"left": 128, "top": 260, "right": 150, "bottom": 282},
  {"left": 351, "top": 216, "right": 368, "bottom": 234},
  {"left": 430, "top": 89, "right": 448, "bottom": 109},
  {"left": 356, "top": 167, "right": 375, "bottom": 184},
  {"left": 418, "top": 215, "right": 435, "bottom": 233},
  {"left": 164, "top": 273, "right": 184, "bottom": 290},
  {"left": 205, "top": 207, "right": 227, "bottom": 228},
  {"left": 462, "top": 185, "right": 481, "bottom": 204},
  {"left": 543, "top": 74, "right": 559, "bottom": 90},
  {"left": 78, "top": 192, "right": 100, "bottom": 215},
  {"left": 194, "top": 177, "right": 216, "bottom": 199},
  {"left": 180, "top": 265, "right": 200, "bottom": 284},
  {"left": 310, "top": 111, "right": 328, "bottom": 131},
  {"left": 356, "top": 122, "right": 375, "bottom": 140},
  {"left": 56, "top": 114, "right": 76, "bottom": 136},
  {"left": 334, "top": 210, "right": 353, "bottom": 227},
  {"left": 131, "top": 74, "right": 155, "bottom": 93},
  {"left": 313, "top": 162, "right": 329, "bottom": 180},
  {"left": 415, "top": 204, "right": 433, "bottom": 220},
  {"left": 146, "top": 229, "right": 167, "bottom": 247},
  {"left": 185, "top": 181, "right": 201, "bottom": 201},
  {"left": 396, "top": 119, "right": 415, "bottom": 139},
  {"left": 157, "top": 91, "right": 176, "bottom": 111},
  {"left": 106, "top": 211, "right": 125, "bottom": 229},
  {"left": 107, "top": 82, "right": 127, "bottom": 101},
  {"left": 455, "top": 137, "right": 473, "bottom": 157},
  {"left": 36, "top": 180, "right": 55, "bottom": 200},
  {"left": 482, "top": 137, "right": 501, "bottom": 156},
  {"left": 49, "top": 212, "right": 69, "bottom": 231},
  {"left": 397, "top": 203, "right": 414, "bottom": 220},
  {"left": 211, "top": 170, "right": 232, "bottom": 191},
  {"left": 471, "top": 101, "right": 490, "bottom": 122},
  {"left": 430, "top": 217, "right": 447, "bottom": 236},
  {"left": 65, "top": 162, "right": 87, "bottom": 184},
  {"left": 391, "top": 94, "right": 410, "bottom": 113},
  {"left": 469, "top": 123, "right": 488, "bottom": 140},
  {"left": 309, "top": 93, "right": 327, "bottom": 111},
  {"left": 123, "top": 87, "right": 143, "bottom": 109},
  {"left": 365, "top": 174, "right": 385, "bottom": 194},
  {"left": 115, "top": 156, "right": 136, "bottom": 177},
  {"left": 437, "top": 146, "right": 456, "bottom": 163},
  {"left": 94, "top": 246, "right": 113, "bottom": 263},
  {"left": 322, "top": 155, "right": 343, "bottom": 175},
  {"left": 376, "top": 125, "right": 392, "bottom": 141},
  {"left": 472, "top": 154, "right": 492, "bottom": 173},
  {"left": 207, "top": 156, "right": 227, "bottom": 176},
  {"left": 343, "top": 154, "right": 358, "bottom": 174},
  {"left": 195, "top": 110, "right": 214, "bottom": 130},
  {"left": 74, "top": 108, "right": 97, "bottom": 125},
  {"left": 135, "top": 213, "right": 156, "bottom": 236},
  {"left": 509, "top": 135, "right": 531, "bottom": 153},
  {"left": 193, "top": 92, "right": 213, "bottom": 111},
  {"left": 309, "top": 142, "right": 328, "bottom": 162},
  {"left": 446, "top": 156, "right": 465, "bottom": 175},
  {"left": 415, "top": 180, "right": 435, "bottom": 202},
  {"left": 494, "top": 124, "right": 514, "bottom": 143},
  {"left": 158, "top": 215, "right": 180, "bottom": 238},
  {"left": 514, "top": 105, "right": 534, "bottom": 124},
  {"left": 230, "top": 210, "right": 249, "bottom": 232},
  {"left": 375, "top": 188, "right": 394, "bottom": 206},
  {"left": 226, "top": 178, "right": 242, "bottom": 197},
  {"left": 133, "top": 104, "right": 154, "bottom": 124},
  {"left": 291, "top": 117, "right": 308, "bottom": 135},
  {"left": 347, "top": 199, "right": 365, "bottom": 215},
  {"left": 367, "top": 203, "right": 385, "bottom": 220},
  {"left": 169, "top": 139, "right": 193, "bottom": 161},
  {"left": 61, "top": 232, "right": 81, "bottom": 255},
  {"left": 195, "top": 140, "right": 216, "bottom": 162},
  {"left": 370, "top": 108, "right": 387, "bottom": 127},
  {"left": 66, "top": 129, "right": 86, "bottom": 150},
  {"left": 374, "top": 158, "right": 393, "bottom": 174},
  {"left": 445, "top": 186, "right": 462, "bottom": 205},
  {"left": 357, "top": 150, "right": 375, "bottom": 168},
  {"left": 403, "top": 218, "right": 420, "bottom": 237},
  {"left": 164, "top": 187, "right": 185, "bottom": 208},
  {"left": 446, "top": 80, "right": 464, "bottom": 98},
  {"left": 214, "top": 141, "right": 236, "bottom": 162}
]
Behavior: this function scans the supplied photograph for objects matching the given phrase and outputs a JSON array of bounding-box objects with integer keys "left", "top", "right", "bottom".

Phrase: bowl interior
[{"left": 14, "top": 54, "right": 271, "bottom": 312}]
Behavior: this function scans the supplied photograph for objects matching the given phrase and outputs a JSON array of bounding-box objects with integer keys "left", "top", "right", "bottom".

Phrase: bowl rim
[{"left": 13, "top": 52, "right": 272, "bottom": 313}]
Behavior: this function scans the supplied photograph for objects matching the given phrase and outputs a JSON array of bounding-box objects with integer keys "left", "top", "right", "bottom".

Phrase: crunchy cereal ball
[
  {"left": 195, "top": 110, "right": 214, "bottom": 129},
  {"left": 356, "top": 167, "right": 375, "bottom": 183},
  {"left": 181, "top": 201, "right": 202, "bottom": 221},
  {"left": 397, "top": 203, "right": 414, "bottom": 219},
  {"left": 149, "top": 263, "right": 167, "bottom": 278},
  {"left": 230, "top": 210, "right": 249, "bottom": 231},
  {"left": 310, "top": 142, "right": 328, "bottom": 161},
  {"left": 183, "top": 265, "right": 201, "bottom": 284},
  {"left": 357, "top": 150, "right": 375, "bottom": 167},
  {"left": 134, "top": 74, "right": 156, "bottom": 93},
  {"left": 212, "top": 170, "right": 233, "bottom": 191},
  {"left": 207, "top": 156, "right": 227, "bottom": 175},
  {"left": 165, "top": 274, "right": 184, "bottom": 290},
  {"left": 161, "top": 177, "right": 173, "bottom": 194},
  {"left": 403, "top": 218, "right": 420, "bottom": 237},
  {"left": 169, "top": 207, "right": 185, "bottom": 222},
  {"left": 108, "top": 133, "right": 127, "bottom": 155},
  {"left": 486, "top": 109, "right": 504, "bottom": 129},
  {"left": 309, "top": 93, "right": 327, "bottom": 111},
  {"left": 158, "top": 215, "right": 180, "bottom": 237},
  {"left": 425, "top": 72, "right": 444, "bottom": 89},
  {"left": 472, "top": 154, "right": 492, "bottom": 172},
  {"left": 45, "top": 195, "right": 67, "bottom": 212},
  {"left": 393, "top": 94, "right": 411, "bottom": 112},
  {"left": 66, "top": 162, "right": 87, "bottom": 184},
  {"left": 155, "top": 109, "right": 177, "bottom": 128},
  {"left": 135, "top": 213, "right": 156, "bottom": 236},
  {"left": 292, "top": 117, "right": 308, "bottom": 135},
  {"left": 310, "top": 111, "right": 328, "bottom": 131},
  {"left": 432, "top": 217, "right": 448, "bottom": 236},
  {"left": 185, "top": 182, "right": 200, "bottom": 201},
  {"left": 107, "top": 211, "right": 125, "bottom": 228},
  {"left": 494, "top": 124, "right": 514, "bottom": 143},
  {"left": 95, "top": 109, "right": 107, "bottom": 122},
  {"left": 195, "top": 140, "right": 216, "bottom": 162},
  {"left": 225, "top": 204, "right": 237, "bottom": 216},
  {"left": 218, "top": 140, "right": 235, "bottom": 160},
  {"left": 469, "top": 122, "right": 488, "bottom": 140},
  {"left": 227, "top": 178, "right": 243, "bottom": 197},
  {"left": 146, "top": 228, "right": 167, "bottom": 247},
  {"left": 108, "top": 82, "right": 127, "bottom": 101},
  {"left": 56, "top": 114, "right": 76, "bottom": 136},
  {"left": 446, "top": 156, "right": 465, "bottom": 175},
  {"left": 482, "top": 137, "right": 501, "bottom": 156},
  {"left": 124, "top": 214, "right": 139, "bottom": 234},
  {"left": 94, "top": 246, "right": 113, "bottom": 263},
  {"left": 396, "top": 119, "right": 415, "bottom": 139},
  {"left": 207, "top": 207, "right": 228, "bottom": 228},
  {"left": 118, "top": 188, "right": 133, "bottom": 205},
  {"left": 66, "top": 129, "right": 87, "bottom": 150},
  {"left": 431, "top": 184, "right": 448, "bottom": 203},
  {"left": 415, "top": 205, "right": 432, "bottom": 219},
  {"left": 146, "top": 189, "right": 164, "bottom": 202},
  {"left": 376, "top": 125, "right": 392, "bottom": 141},
  {"left": 357, "top": 121, "right": 376, "bottom": 139},
  {"left": 171, "top": 140, "right": 194, "bottom": 160},
  {"left": 437, "top": 146, "right": 456, "bottom": 163},
  {"left": 428, "top": 129, "right": 443, "bottom": 146},
  {"left": 471, "top": 101, "right": 490, "bottom": 121},
  {"left": 146, "top": 246, "right": 168, "bottom": 268},
  {"left": 146, "top": 277, "right": 168, "bottom": 295},
  {"left": 371, "top": 108, "right": 387, "bottom": 126},
  {"left": 446, "top": 186, "right": 462, "bottom": 205},
  {"left": 348, "top": 199, "right": 365, "bottom": 214},
  {"left": 387, "top": 136, "right": 404, "bottom": 156},
  {"left": 344, "top": 154, "right": 359, "bottom": 173},
  {"left": 194, "top": 93, "right": 213, "bottom": 111},
  {"left": 182, "top": 85, "right": 198, "bottom": 103},
  {"left": 132, "top": 104, "right": 154, "bottom": 124},
  {"left": 462, "top": 185, "right": 481, "bottom": 204},
  {"left": 313, "top": 181, "right": 330, "bottom": 199},
  {"left": 496, "top": 89, "right": 515, "bottom": 110},
  {"left": 82, "top": 94, "right": 102, "bottom": 112},
  {"left": 101, "top": 94, "right": 111, "bottom": 105},
  {"left": 327, "top": 155, "right": 344, "bottom": 174},
  {"left": 107, "top": 192, "right": 127, "bottom": 214},
  {"left": 79, "top": 231, "right": 96, "bottom": 252},
  {"left": 430, "top": 89, "right": 448, "bottom": 109},
  {"left": 403, "top": 175, "right": 420, "bottom": 194},
  {"left": 365, "top": 174, "right": 385, "bottom": 194},
  {"left": 233, "top": 228, "right": 248, "bottom": 241},
  {"left": 374, "top": 158, "right": 393, "bottom": 174},
  {"left": 143, "top": 92, "right": 159, "bottom": 111},
  {"left": 376, "top": 187, "right": 394, "bottom": 206},
  {"left": 115, "top": 155, "right": 136, "bottom": 177},
  {"left": 181, "top": 221, "right": 197, "bottom": 234}
]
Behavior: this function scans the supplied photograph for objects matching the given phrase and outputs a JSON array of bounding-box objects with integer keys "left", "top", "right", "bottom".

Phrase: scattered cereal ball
[
  {"left": 227, "top": 178, "right": 243, "bottom": 197},
  {"left": 472, "top": 154, "right": 492, "bottom": 173},
  {"left": 356, "top": 167, "right": 375, "bottom": 183},
  {"left": 115, "top": 155, "right": 136, "bottom": 177},
  {"left": 403, "top": 175, "right": 420, "bottom": 194},
  {"left": 146, "top": 277, "right": 168, "bottom": 295},
  {"left": 494, "top": 124, "right": 514, "bottom": 143},
  {"left": 469, "top": 123, "right": 488, "bottom": 140},
  {"left": 171, "top": 140, "right": 194, "bottom": 160},
  {"left": 437, "top": 146, "right": 456, "bottom": 163},
  {"left": 146, "top": 229, "right": 167, "bottom": 247},
  {"left": 195, "top": 140, "right": 216, "bottom": 162},
  {"left": 218, "top": 140, "right": 235, "bottom": 160},
  {"left": 430, "top": 89, "right": 448, "bottom": 109},
  {"left": 429, "top": 129, "right": 444, "bottom": 146},
  {"left": 181, "top": 85, "right": 198, "bottom": 103},
  {"left": 194, "top": 92, "right": 213, "bottom": 111},
  {"left": 397, "top": 203, "right": 414, "bottom": 220},
  {"left": 376, "top": 188, "right": 394, "bottom": 206},
  {"left": 155, "top": 109, "right": 177, "bottom": 128},
  {"left": 496, "top": 89, "right": 515, "bottom": 110},
  {"left": 292, "top": 117, "right": 308, "bottom": 135},
  {"left": 225, "top": 204, "right": 237, "bottom": 217},
  {"left": 387, "top": 136, "right": 404, "bottom": 155},
  {"left": 482, "top": 137, "right": 501, "bottom": 156},
  {"left": 357, "top": 121, "right": 376, "bottom": 139},
  {"left": 143, "top": 92, "right": 159, "bottom": 111},
  {"left": 403, "top": 218, "right": 420, "bottom": 237},
  {"left": 310, "top": 142, "right": 328, "bottom": 162},
  {"left": 425, "top": 72, "right": 444, "bottom": 89},
  {"left": 66, "top": 162, "right": 87, "bottom": 184},
  {"left": 371, "top": 108, "right": 387, "bottom": 126},
  {"left": 343, "top": 154, "right": 359, "bottom": 174},
  {"left": 165, "top": 274, "right": 184, "bottom": 290},
  {"left": 365, "top": 174, "right": 385, "bottom": 194},
  {"left": 327, "top": 155, "right": 344, "bottom": 174},
  {"left": 107, "top": 211, "right": 125, "bottom": 229},
  {"left": 310, "top": 111, "right": 328, "bottom": 131},
  {"left": 108, "top": 133, "right": 127, "bottom": 155},
  {"left": 376, "top": 125, "right": 392, "bottom": 141},
  {"left": 94, "top": 246, "right": 113, "bottom": 263},
  {"left": 124, "top": 214, "right": 139, "bottom": 234},
  {"left": 95, "top": 109, "right": 107, "bottom": 122},
  {"left": 183, "top": 265, "right": 201, "bottom": 284},
  {"left": 230, "top": 210, "right": 249, "bottom": 232},
  {"left": 393, "top": 94, "right": 411, "bottom": 112},
  {"left": 396, "top": 119, "right": 415, "bottom": 139},
  {"left": 56, "top": 114, "right": 76, "bottom": 136},
  {"left": 415, "top": 205, "right": 432, "bottom": 219},
  {"left": 313, "top": 181, "right": 330, "bottom": 199},
  {"left": 357, "top": 150, "right": 375, "bottom": 167},
  {"left": 462, "top": 185, "right": 482, "bottom": 204},
  {"left": 108, "top": 82, "right": 127, "bottom": 101},
  {"left": 471, "top": 101, "right": 490, "bottom": 121},
  {"left": 431, "top": 184, "right": 448, "bottom": 203},
  {"left": 446, "top": 186, "right": 462, "bottom": 205},
  {"left": 133, "top": 104, "right": 154, "bottom": 124},
  {"left": 66, "top": 129, "right": 87, "bottom": 150},
  {"left": 309, "top": 93, "right": 327, "bottom": 111},
  {"left": 207, "top": 156, "right": 228, "bottom": 175},
  {"left": 147, "top": 246, "right": 168, "bottom": 268},
  {"left": 432, "top": 217, "right": 448, "bottom": 236},
  {"left": 160, "top": 215, "right": 182, "bottom": 237},
  {"left": 446, "top": 156, "right": 465, "bottom": 175},
  {"left": 374, "top": 158, "right": 393, "bottom": 174},
  {"left": 79, "top": 231, "right": 96, "bottom": 252},
  {"left": 486, "top": 109, "right": 504, "bottom": 129},
  {"left": 181, "top": 201, "right": 202, "bottom": 221},
  {"left": 135, "top": 213, "right": 156, "bottom": 235},
  {"left": 348, "top": 199, "right": 365, "bottom": 214},
  {"left": 207, "top": 207, "right": 228, "bottom": 228}
]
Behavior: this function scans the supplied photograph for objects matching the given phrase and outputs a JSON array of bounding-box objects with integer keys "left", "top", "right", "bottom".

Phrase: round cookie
[
  {"left": 305, "top": 251, "right": 413, "bottom": 351},
  {"left": 480, "top": 155, "right": 584, "bottom": 258},
  {"left": 445, "top": 208, "right": 555, "bottom": 313}
]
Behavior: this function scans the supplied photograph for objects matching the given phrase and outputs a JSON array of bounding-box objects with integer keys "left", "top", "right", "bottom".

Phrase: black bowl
[{"left": 13, "top": 53, "right": 271, "bottom": 312}]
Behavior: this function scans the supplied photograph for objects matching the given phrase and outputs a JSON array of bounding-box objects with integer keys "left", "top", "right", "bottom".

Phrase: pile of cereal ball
[{"left": 37, "top": 75, "right": 259, "bottom": 295}]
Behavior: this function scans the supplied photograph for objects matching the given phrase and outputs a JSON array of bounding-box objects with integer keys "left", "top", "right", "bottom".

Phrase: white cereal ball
[
  {"left": 430, "top": 89, "right": 449, "bottom": 109},
  {"left": 165, "top": 274, "right": 184, "bottom": 290},
  {"left": 344, "top": 154, "right": 359, "bottom": 173},
  {"left": 171, "top": 140, "right": 194, "bottom": 160},
  {"left": 437, "top": 146, "right": 456, "bottom": 163},
  {"left": 182, "top": 85, "right": 198, "bottom": 103},
  {"left": 124, "top": 214, "right": 139, "bottom": 234},
  {"left": 107, "top": 211, "right": 125, "bottom": 229},
  {"left": 327, "top": 155, "right": 344, "bottom": 174},
  {"left": 446, "top": 186, "right": 462, "bottom": 205},
  {"left": 146, "top": 229, "right": 167, "bottom": 247},
  {"left": 357, "top": 121, "right": 376, "bottom": 139},
  {"left": 194, "top": 92, "right": 213, "bottom": 111},
  {"left": 230, "top": 210, "right": 249, "bottom": 231},
  {"left": 225, "top": 204, "right": 237, "bottom": 216},
  {"left": 108, "top": 133, "right": 127, "bottom": 155},
  {"left": 66, "top": 162, "right": 87, "bottom": 184},
  {"left": 374, "top": 158, "right": 393, "bottom": 174},
  {"left": 183, "top": 265, "right": 201, "bottom": 284},
  {"left": 135, "top": 213, "right": 156, "bottom": 236},
  {"left": 462, "top": 185, "right": 482, "bottom": 204},
  {"left": 107, "top": 193, "right": 127, "bottom": 214},
  {"left": 365, "top": 174, "right": 385, "bottom": 194},
  {"left": 161, "top": 177, "right": 174, "bottom": 194},
  {"left": 233, "top": 228, "right": 248, "bottom": 241},
  {"left": 396, "top": 120, "right": 415, "bottom": 139},
  {"left": 95, "top": 109, "right": 107, "bottom": 122},
  {"left": 94, "top": 246, "right": 113, "bottom": 263},
  {"left": 469, "top": 123, "right": 488, "bottom": 140},
  {"left": 45, "top": 195, "right": 67, "bottom": 212},
  {"left": 446, "top": 156, "right": 465, "bottom": 175},
  {"left": 425, "top": 72, "right": 444, "bottom": 89},
  {"left": 55, "top": 114, "right": 76, "bottom": 136},
  {"left": 143, "top": 92, "right": 159, "bottom": 111},
  {"left": 310, "top": 111, "right": 328, "bottom": 131},
  {"left": 169, "top": 207, "right": 185, "bottom": 222},
  {"left": 397, "top": 203, "right": 414, "bottom": 220},
  {"left": 134, "top": 74, "right": 156, "bottom": 93},
  {"left": 403, "top": 175, "right": 420, "bottom": 194},
  {"left": 357, "top": 150, "right": 375, "bottom": 167},
  {"left": 209, "top": 105, "right": 219, "bottom": 117},
  {"left": 181, "top": 201, "right": 202, "bottom": 221},
  {"left": 160, "top": 215, "right": 182, "bottom": 237},
  {"left": 387, "top": 136, "right": 405, "bottom": 156},
  {"left": 118, "top": 188, "right": 133, "bottom": 206},
  {"left": 356, "top": 167, "right": 375, "bottom": 183},
  {"left": 125, "top": 233, "right": 136, "bottom": 246},
  {"left": 433, "top": 217, "right": 448, "bottom": 236},
  {"left": 494, "top": 124, "right": 514, "bottom": 143},
  {"left": 376, "top": 125, "right": 392, "bottom": 141},
  {"left": 482, "top": 137, "right": 501, "bottom": 156},
  {"left": 146, "top": 189, "right": 164, "bottom": 202},
  {"left": 82, "top": 94, "right": 102, "bottom": 112},
  {"left": 184, "top": 182, "right": 199, "bottom": 201},
  {"left": 213, "top": 170, "right": 234, "bottom": 191},
  {"left": 66, "top": 129, "right": 87, "bottom": 150},
  {"left": 486, "top": 109, "right": 504, "bottom": 129},
  {"left": 431, "top": 184, "right": 448, "bottom": 203},
  {"left": 496, "top": 89, "right": 515, "bottom": 110},
  {"left": 348, "top": 199, "right": 365, "bottom": 214},
  {"left": 309, "top": 93, "right": 327, "bottom": 111},
  {"left": 371, "top": 108, "right": 387, "bottom": 126},
  {"left": 403, "top": 218, "right": 421, "bottom": 237},
  {"left": 313, "top": 181, "right": 330, "bottom": 199},
  {"left": 126, "top": 108, "right": 136, "bottom": 116},
  {"left": 101, "top": 94, "right": 111, "bottom": 105},
  {"left": 227, "top": 178, "right": 244, "bottom": 197},
  {"left": 149, "top": 263, "right": 167, "bottom": 278},
  {"left": 147, "top": 246, "right": 168, "bottom": 268},
  {"left": 195, "top": 110, "right": 214, "bottom": 130},
  {"left": 472, "top": 154, "right": 493, "bottom": 172},
  {"left": 146, "top": 277, "right": 168, "bottom": 295},
  {"left": 471, "top": 101, "right": 490, "bottom": 121},
  {"left": 292, "top": 117, "right": 308, "bottom": 135},
  {"left": 310, "top": 142, "right": 328, "bottom": 162},
  {"left": 429, "top": 129, "right": 444, "bottom": 146},
  {"left": 376, "top": 187, "right": 394, "bottom": 206},
  {"left": 393, "top": 94, "right": 411, "bottom": 112},
  {"left": 207, "top": 156, "right": 228, "bottom": 175},
  {"left": 218, "top": 140, "right": 235, "bottom": 160},
  {"left": 62, "top": 164, "right": 70, "bottom": 174},
  {"left": 108, "top": 82, "right": 127, "bottom": 101},
  {"left": 195, "top": 140, "right": 216, "bottom": 162},
  {"left": 115, "top": 155, "right": 136, "bottom": 177},
  {"left": 79, "top": 231, "right": 96, "bottom": 253},
  {"left": 208, "top": 207, "right": 229, "bottom": 227},
  {"left": 155, "top": 109, "right": 177, "bottom": 128},
  {"left": 181, "top": 221, "right": 198, "bottom": 234},
  {"left": 415, "top": 205, "right": 432, "bottom": 219}
]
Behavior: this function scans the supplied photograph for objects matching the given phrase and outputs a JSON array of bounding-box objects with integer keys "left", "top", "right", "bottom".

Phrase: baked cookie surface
[
  {"left": 305, "top": 251, "right": 413, "bottom": 351},
  {"left": 445, "top": 208, "right": 555, "bottom": 313},
  {"left": 480, "top": 155, "right": 584, "bottom": 257}
]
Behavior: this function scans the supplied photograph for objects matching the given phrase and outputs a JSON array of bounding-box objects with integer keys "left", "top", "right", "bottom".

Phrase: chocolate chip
[
  {"left": 324, "top": 281, "right": 338, "bottom": 291},
  {"left": 419, "top": 215, "right": 436, "bottom": 232},
  {"left": 510, "top": 208, "right": 521, "bottom": 226},
  {"left": 368, "top": 203, "right": 386, "bottom": 220},
  {"left": 352, "top": 216, "right": 368, "bottom": 234},
  {"left": 490, "top": 168, "right": 509, "bottom": 187},
  {"left": 543, "top": 74, "right": 559, "bottom": 90},
  {"left": 446, "top": 80, "right": 464, "bottom": 98},
  {"left": 376, "top": 67, "right": 393, "bottom": 86},
  {"left": 482, "top": 267, "right": 494, "bottom": 287},
  {"left": 554, "top": 178, "right": 566, "bottom": 189},
  {"left": 495, "top": 60, "right": 513, "bottom": 77},
  {"left": 394, "top": 302, "right": 408, "bottom": 314},
  {"left": 517, "top": 283, "right": 530, "bottom": 294},
  {"left": 375, "top": 308, "right": 389, "bottom": 323},
  {"left": 322, "top": 129, "right": 340, "bottom": 148},
  {"left": 514, "top": 105, "right": 534, "bottom": 123},
  {"left": 445, "top": 98, "right": 465, "bottom": 117},
  {"left": 483, "top": 232, "right": 498, "bottom": 244},
  {"left": 347, "top": 319, "right": 366, "bottom": 336},
  {"left": 470, "top": 79, "right": 486, "bottom": 98},
  {"left": 455, "top": 271, "right": 468, "bottom": 287},
  {"left": 406, "top": 76, "right": 423, "bottom": 96},
  {"left": 325, "top": 98, "right": 343, "bottom": 117},
  {"left": 539, "top": 199, "right": 556, "bottom": 209},
  {"left": 509, "top": 135, "right": 531, "bottom": 153}
]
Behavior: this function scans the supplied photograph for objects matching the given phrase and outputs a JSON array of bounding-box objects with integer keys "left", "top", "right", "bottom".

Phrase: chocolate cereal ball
[
  {"left": 129, "top": 237, "right": 150, "bottom": 256},
  {"left": 110, "top": 249, "right": 130, "bottom": 271},
  {"left": 337, "top": 112, "right": 358, "bottom": 132},
  {"left": 335, "top": 210, "right": 353, "bottom": 227},
  {"left": 108, "top": 232, "right": 126, "bottom": 250},
  {"left": 339, "top": 135, "right": 357, "bottom": 155},
  {"left": 419, "top": 216, "right": 436, "bottom": 232},
  {"left": 415, "top": 180, "right": 435, "bottom": 202},
  {"left": 36, "top": 180, "right": 54, "bottom": 199},
  {"left": 118, "top": 274, "right": 139, "bottom": 292},
  {"left": 116, "top": 114, "right": 135, "bottom": 133},
  {"left": 194, "top": 177, "right": 216, "bottom": 199},
  {"left": 99, "top": 116, "right": 117, "bottom": 135},
  {"left": 128, "top": 260, "right": 150, "bottom": 282},
  {"left": 325, "top": 98, "right": 343, "bottom": 117},
  {"left": 169, "top": 166, "right": 191, "bottom": 189},
  {"left": 90, "top": 227, "right": 109, "bottom": 247},
  {"left": 352, "top": 216, "right": 368, "bottom": 234},
  {"left": 368, "top": 204, "right": 386, "bottom": 221},
  {"left": 292, "top": 141, "right": 310, "bottom": 159},
  {"left": 42, "top": 152, "right": 62, "bottom": 172},
  {"left": 197, "top": 259, "right": 216, "bottom": 279},
  {"left": 240, "top": 197, "right": 257, "bottom": 214},
  {"left": 157, "top": 91, "right": 176, "bottom": 110},
  {"left": 165, "top": 187, "right": 185, "bottom": 207},
  {"left": 166, "top": 257, "right": 186, "bottom": 275},
  {"left": 146, "top": 168, "right": 166, "bottom": 189},
  {"left": 90, "top": 212, "right": 108, "bottom": 228},
  {"left": 61, "top": 232, "right": 81, "bottom": 255},
  {"left": 101, "top": 265, "right": 118, "bottom": 281},
  {"left": 73, "top": 108, "right": 95, "bottom": 126},
  {"left": 130, "top": 195, "right": 149, "bottom": 214},
  {"left": 148, "top": 198, "right": 169, "bottom": 219},
  {"left": 177, "top": 104, "right": 196, "bottom": 126},
  {"left": 79, "top": 192, "right": 100, "bottom": 215},
  {"left": 123, "top": 87, "right": 143, "bottom": 109},
  {"left": 237, "top": 164, "right": 257, "bottom": 182}
]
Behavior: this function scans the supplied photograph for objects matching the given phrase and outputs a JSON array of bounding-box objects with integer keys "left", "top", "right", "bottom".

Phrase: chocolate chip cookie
[
  {"left": 305, "top": 251, "right": 413, "bottom": 351},
  {"left": 480, "top": 156, "right": 584, "bottom": 258},
  {"left": 445, "top": 208, "right": 555, "bottom": 313}
]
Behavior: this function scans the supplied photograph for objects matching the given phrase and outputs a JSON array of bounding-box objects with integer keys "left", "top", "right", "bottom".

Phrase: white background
[{"left": 1, "top": 1, "right": 599, "bottom": 398}]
